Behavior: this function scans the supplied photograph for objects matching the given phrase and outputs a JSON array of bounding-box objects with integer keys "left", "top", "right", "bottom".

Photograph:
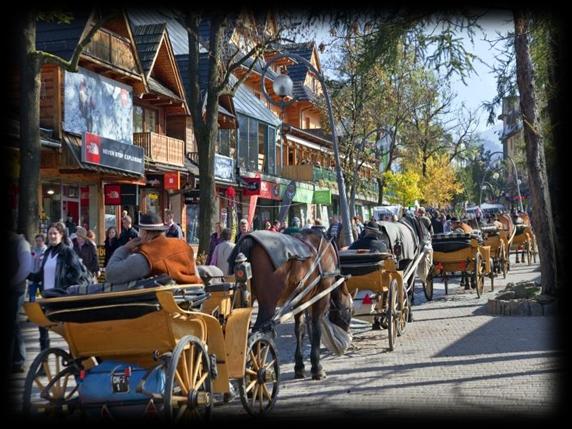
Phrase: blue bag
[{"left": 78, "top": 360, "right": 165, "bottom": 418}]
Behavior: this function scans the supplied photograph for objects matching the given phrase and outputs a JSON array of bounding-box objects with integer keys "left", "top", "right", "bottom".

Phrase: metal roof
[
  {"left": 231, "top": 75, "right": 280, "bottom": 127},
  {"left": 279, "top": 42, "right": 315, "bottom": 101},
  {"left": 147, "top": 76, "right": 182, "bottom": 100},
  {"left": 131, "top": 24, "right": 165, "bottom": 75}
]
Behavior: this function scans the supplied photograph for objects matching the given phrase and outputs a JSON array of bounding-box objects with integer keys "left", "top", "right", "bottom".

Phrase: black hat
[
  {"left": 364, "top": 221, "right": 380, "bottom": 231},
  {"left": 137, "top": 212, "right": 169, "bottom": 231}
]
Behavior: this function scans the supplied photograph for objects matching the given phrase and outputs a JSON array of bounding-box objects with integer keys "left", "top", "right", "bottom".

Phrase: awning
[
  {"left": 184, "top": 157, "right": 199, "bottom": 176},
  {"left": 285, "top": 134, "right": 332, "bottom": 154},
  {"left": 62, "top": 133, "right": 146, "bottom": 181},
  {"left": 145, "top": 157, "right": 189, "bottom": 174}
]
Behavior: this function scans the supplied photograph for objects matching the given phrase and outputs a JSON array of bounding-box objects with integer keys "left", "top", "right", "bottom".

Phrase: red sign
[
  {"left": 259, "top": 181, "right": 281, "bottom": 200},
  {"left": 104, "top": 184, "right": 121, "bottom": 205},
  {"left": 84, "top": 132, "right": 101, "bottom": 164},
  {"left": 164, "top": 172, "right": 181, "bottom": 190},
  {"left": 241, "top": 177, "right": 261, "bottom": 196}
]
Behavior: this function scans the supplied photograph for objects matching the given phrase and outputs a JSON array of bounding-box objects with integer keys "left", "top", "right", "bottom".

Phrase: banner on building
[
  {"left": 313, "top": 189, "right": 332, "bottom": 205},
  {"left": 104, "top": 184, "right": 121, "bottom": 205},
  {"left": 240, "top": 176, "right": 261, "bottom": 196},
  {"left": 260, "top": 180, "right": 281, "bottom": 200},
  {"left": 82, "top": 132, "right": 144, "bottom": 175},
  {"left": 278, "top": 181, "right": 297, "bottom": 222}
]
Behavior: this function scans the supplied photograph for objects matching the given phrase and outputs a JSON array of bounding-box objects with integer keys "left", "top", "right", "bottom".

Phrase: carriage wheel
[
  {"left": 23, "top": 347, "right": 81, "bottom": 417},
  {"left": 396, "top": 289, "right": 410, "bottom": 337},
  {"left": 489, "top": 258, "right": 495, "bottom": 292},
  {"left": 239, "top": 332, "right": 280, "bottom": 416},
  {"left": 387, "top": 279, "right": 399, "bottom": 351},
  {"left": 423, "top": 269, "right": 434, "bottom": 301},
  {"left": 472, "top": 253, "right": 484, "bottom": 298},
  {"left": 165, "top": 335, "right": 213, "bottom": 422}
]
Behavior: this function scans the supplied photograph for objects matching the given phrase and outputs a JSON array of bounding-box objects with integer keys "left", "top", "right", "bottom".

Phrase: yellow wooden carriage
[
  {"left": 22, "top": 279, "right": 279, "bottom": 420},
  {"left": 339, "top": 250, "right": 409, "bottom": 351},
  {"left": 426, "top": 233, "right": 492, "bottom": 299},
  {"left": 511, "top": 224, "right": 537, "bottom": 265}
]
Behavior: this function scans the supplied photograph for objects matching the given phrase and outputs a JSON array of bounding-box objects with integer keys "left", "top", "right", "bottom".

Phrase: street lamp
[
  {"left": 478, "top": 151, "right": 524, "bottom": 212},
  {"left": 260, "top": 52, "right": 353, "bottom": 246}
]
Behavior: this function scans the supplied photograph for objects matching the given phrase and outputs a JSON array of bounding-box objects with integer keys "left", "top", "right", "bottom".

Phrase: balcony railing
[
  {"left": 84, "top": 28, "right": 138, "bottom": 74},
  {"left": 133, "top": 132, "right": 184, "bottom": 167}
]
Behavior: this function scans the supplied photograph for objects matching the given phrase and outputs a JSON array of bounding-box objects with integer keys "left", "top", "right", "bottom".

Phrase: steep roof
[
  {"left": 131, "top": 23, "right": 165, "bottom": 75},
  {"left": 279, "top": 41, "right": 317, "bottom": 101},
  {"left": 231, "top": 75, "right": 280, "bottom": 127},
  {"left": 36, "top": 12, "right": 91, "bottom": 61}
]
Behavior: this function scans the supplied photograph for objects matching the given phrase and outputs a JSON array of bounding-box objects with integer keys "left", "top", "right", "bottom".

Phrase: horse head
[{"left": 328, "top": 280, "right": 353, "bottom": 332}]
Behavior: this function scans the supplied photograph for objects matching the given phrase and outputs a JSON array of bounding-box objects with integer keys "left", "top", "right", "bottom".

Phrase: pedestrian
[
  {"left": 65, "top": 215, "right": 77, "bottom": 235},
  {"left": 270, "top": 220, "right": 281, "bottom": 232},
  {"left": 105, "top": 212, "right": 201, "bottom": 285},
  {"left": 104, "top": 226, "right": 120, "bottom": 266},
  {"left": 118, "top": 215, "right": 138, "bottom": 245},
  {"left": 283, "top": 217, "right": 302, "bottom": 235},
  {"left": 9, "top": 231, "right": 32, "bottom": 373},
  {"left": 416, "top": 207, "right": 434, "bottom": 235},
  {"left": 235, "top": 219, "right": 250, "bottom": 243},
  {"left": 164, "top": 209, "right": 184, "bottom": 239},
  {"left": 28, "top": 233, "right": 50, "bottom": 352},
  {"left": 73, "top": 226, "right": 100, "bottom": 281},
  {"left": 206, "top": 222, "right": 223, "bottom": 265},
  {"left": 264, "top": 220, "right": 272, "bottom": 230},
  {"left": 211, "top": 228, "right": 236, "bottom": 275}
]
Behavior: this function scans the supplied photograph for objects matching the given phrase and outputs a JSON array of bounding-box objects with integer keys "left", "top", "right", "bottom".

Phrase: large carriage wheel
[
  {"left": 164, "top": 335, "right": 213, "bottom": 422},
  {"left": 396, "top": 286, "right": 410, "bottom": 337},
  {"left": 239, "top": 332, "right": 280, "bottom": 416},
  {"left": 423, "top": 269, "right": 434, "bottom": 301},
  {"left": 23, "top": 347, "right": 81, "bottom": 417},
  {"left": 387, "top": 279, "right": 399, "bottom": 351},
  {"left": 472, "top": 253, "right": 485, "bottom": 298}
]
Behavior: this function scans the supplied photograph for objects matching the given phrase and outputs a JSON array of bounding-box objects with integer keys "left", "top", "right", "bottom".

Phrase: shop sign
[
  {"left": 260, "top": 181, "right": 281, "bottom": 200},
  {"left": 241, "top": 176, "right": 261, "bottom": 196},
  {"left": 313, "top": 189, "right": 332, "bottom": 205},
  {"left": 82, "top": 132, "right": 144, "bottom": 175},
  {"left": 146, "top": 174, "right": 162, "bottom": 188},
  {"left": 292, "top": 187, "right": 314, "bottom": 203},
  {"left": 214, "top": 154, "right": 235, "bottom": 181},
  {"left": 164, "top": 172, "right": 181, "bottom": 190},
  {"left": 104, "top": 184, "right": 121, "bottom": 205}
]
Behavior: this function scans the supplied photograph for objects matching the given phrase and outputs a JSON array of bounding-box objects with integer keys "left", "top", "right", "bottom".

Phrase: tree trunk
[
  {"left": 18, "top": 11, "right": 41, "bottom": 242},
  {"left": 377, "top": 177, "right": 385, "bottom": 206},
  {"left": 196, "top": 17, "right": 224, "bottom": 256},
  {"left": 514, "top": 11, "right": 558, "bottom": 295}
]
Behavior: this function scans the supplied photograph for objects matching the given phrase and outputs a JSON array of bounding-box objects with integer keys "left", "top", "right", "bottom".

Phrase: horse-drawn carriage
[
  {"left": 510, "top": 213, "right": 537, "bottom": 265},
  {"left": 425, "top": 231, "right": 492, "bottom": 300},
  {"left": 22, "top": 269, "right": 280, "bottom": 420},
  {"left": 338, "top": 217, "right": 432, "bottom": 350}
]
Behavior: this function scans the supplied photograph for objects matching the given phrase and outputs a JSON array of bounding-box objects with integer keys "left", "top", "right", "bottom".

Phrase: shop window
[{"left": 218, "top": 129, "right": 231, "bottom": 157}]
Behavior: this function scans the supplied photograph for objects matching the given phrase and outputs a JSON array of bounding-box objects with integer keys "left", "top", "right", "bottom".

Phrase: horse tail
[{"left": 227, "top": 236, "right": 256, "bottom": 273}]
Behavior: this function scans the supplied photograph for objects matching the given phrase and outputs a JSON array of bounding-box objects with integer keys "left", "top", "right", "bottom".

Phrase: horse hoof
[
  {"left": 311, "top": 370, "right": 326, "bottom": 380},
  {"left": 294, "top": 369, "right": 305, "bottom": 379}
]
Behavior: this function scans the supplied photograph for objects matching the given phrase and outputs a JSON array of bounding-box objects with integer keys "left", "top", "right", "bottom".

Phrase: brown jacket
[{"left": 138, "top": 235, "right": 201, "bottom": 284}]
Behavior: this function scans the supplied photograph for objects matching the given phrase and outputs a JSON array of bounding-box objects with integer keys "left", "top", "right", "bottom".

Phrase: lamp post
[
  {"left": 478, "top": 152, "right": 523, "bottom": 212},
  {"left": 260, "top": 52, "right": 353, "bottom": 246}
]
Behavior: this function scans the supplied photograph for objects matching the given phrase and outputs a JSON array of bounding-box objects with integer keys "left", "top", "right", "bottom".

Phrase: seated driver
[
  {"left": 106, "top": 212, "right": 201, "bottom": 285},
  {"left": 348, "top": 221, "right": 389, "bottom": 253}
]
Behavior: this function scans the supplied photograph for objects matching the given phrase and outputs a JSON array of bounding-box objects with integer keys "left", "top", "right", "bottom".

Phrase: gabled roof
[
  {"left": 36, "top": 11, "right": 91, "bottom": 61},
  {"left": 132, "top": 23, "right": 165, "bottom": 75},
  {"left": 128, "top": 9, "right": 208, "bottom": 55},
  {"left": 279, "top": 41, "right": 318, "bottom": 101}
]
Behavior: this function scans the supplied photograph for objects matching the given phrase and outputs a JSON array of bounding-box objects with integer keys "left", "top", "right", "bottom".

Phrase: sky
[{"left": 287, "top": 10, "right": 514, "bottom": 134}]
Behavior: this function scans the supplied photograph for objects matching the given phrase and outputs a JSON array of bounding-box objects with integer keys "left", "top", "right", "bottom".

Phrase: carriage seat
[
  {"left": 39, "top": 275, "right": 208, "bottom": 324},
  {"left": 431, "top": 232, "right": 480, "bottom": 253},
  {"left": 339, "top": 250, "right": 393, "bottom": 276}
]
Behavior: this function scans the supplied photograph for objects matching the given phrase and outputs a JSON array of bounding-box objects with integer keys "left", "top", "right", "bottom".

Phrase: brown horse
[{"left": 229, "top": 229, "right": 353, "bottom": 380}]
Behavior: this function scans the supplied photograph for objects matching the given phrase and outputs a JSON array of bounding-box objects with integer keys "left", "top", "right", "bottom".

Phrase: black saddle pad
[{"left": 246, "top": 230, "right": 313, "bottom": 270}]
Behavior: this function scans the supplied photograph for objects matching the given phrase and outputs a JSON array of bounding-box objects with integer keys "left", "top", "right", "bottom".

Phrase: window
[
  {"left": 218, "top": 129, "right": 231, "bottom": 157},
  {"left": 248, "top": 118, "right": 258, "bottom": 171},
  {"left": 133, "top": 105, "right": 157, "bottom": 133},
  {"left": 133, "top": 106, "right": 143, "bottom": 133},
  {"left": 144, "top": 109, "right": 157, "bottom": 132},
  {"left": 238, "top": 115, "right": 249, "bottom": 169},
  {"left": 267, "top": 127, "right": 276, "bottom": 175}
]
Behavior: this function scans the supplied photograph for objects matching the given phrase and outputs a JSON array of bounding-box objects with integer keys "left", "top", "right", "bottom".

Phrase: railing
[
  {"left": 133, "top": 132, "right": 184, "bottom": 167},
  {"left": 84, "top": 28, "right": 138, "bottom": 74}
]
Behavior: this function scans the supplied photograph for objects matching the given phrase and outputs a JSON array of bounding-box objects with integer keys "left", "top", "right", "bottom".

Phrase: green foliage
[{"left": 383, "top": 170, "right": 422, "bottom": 207}]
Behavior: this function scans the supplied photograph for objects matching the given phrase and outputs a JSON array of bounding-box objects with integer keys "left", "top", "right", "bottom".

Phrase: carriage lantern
[{"left": 234, "top": 253, "right": 252, "bottom": 284}]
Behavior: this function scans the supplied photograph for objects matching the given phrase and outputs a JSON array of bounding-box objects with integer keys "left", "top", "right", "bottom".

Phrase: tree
[
  {"left": 418, "top": 153, "right": 463, "bottom": 208},
  {"left": 514, "top": 11, "right": 558, "bottom": 295},
  {"left": 178, "top": 11, "right": 290, "bottom": 255},
  {"left": 16, "top": 9, "right": 113, "bottom": 241},
  {"left": 382, "top": 170, "right": 422, "bottom": 207}
]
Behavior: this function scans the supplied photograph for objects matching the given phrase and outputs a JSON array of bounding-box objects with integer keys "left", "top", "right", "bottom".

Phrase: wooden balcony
[
  {"left": 133, "top": 132, "right": 184, "bottom": 167},
  {"left": 83, "top": 28, "right": 138, "bottom": 74}
]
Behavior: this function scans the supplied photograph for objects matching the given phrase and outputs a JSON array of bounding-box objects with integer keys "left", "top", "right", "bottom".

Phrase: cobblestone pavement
[{"left": 7, "top": 254, "right": 562, "bottom": 421}]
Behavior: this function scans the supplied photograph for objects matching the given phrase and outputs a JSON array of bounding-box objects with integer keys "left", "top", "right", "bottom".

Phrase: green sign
[{"left": 313, "top": 189, "right": 332, "bottom": 205}]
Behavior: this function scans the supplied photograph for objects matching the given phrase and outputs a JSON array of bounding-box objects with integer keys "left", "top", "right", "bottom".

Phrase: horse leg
[
  {"left": 293, "top": 313, "right": 306, "bottom": 379},
  {"left": 309, "top": 309, "right": 326, "bottom": 380}
]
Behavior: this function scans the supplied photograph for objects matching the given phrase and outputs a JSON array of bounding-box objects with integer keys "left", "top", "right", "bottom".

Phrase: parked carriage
[
  {"left": 22, "top": 270, "right": 280, "bottom": 420},
  {"left": 425, "top": 232, "right": 492, "bottom": 300},
  {"left": 339, "top": 217, "right": 431, "bottom": 351},
  {"left": 511, "top": 223, "right": 537, "bottom": 265},
  {"left": 481, "top": 225, "right": 510, "bottom": 279}
]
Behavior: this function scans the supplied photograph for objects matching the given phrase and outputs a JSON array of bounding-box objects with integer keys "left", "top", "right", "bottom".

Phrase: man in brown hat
[{"left": 106, "top": 212, "right": 201, "bottom": 284}]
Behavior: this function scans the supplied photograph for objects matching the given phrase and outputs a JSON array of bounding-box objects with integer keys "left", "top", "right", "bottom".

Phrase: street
[{"left": 7, "top": 255, "right": 560, "bottom": 420}]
